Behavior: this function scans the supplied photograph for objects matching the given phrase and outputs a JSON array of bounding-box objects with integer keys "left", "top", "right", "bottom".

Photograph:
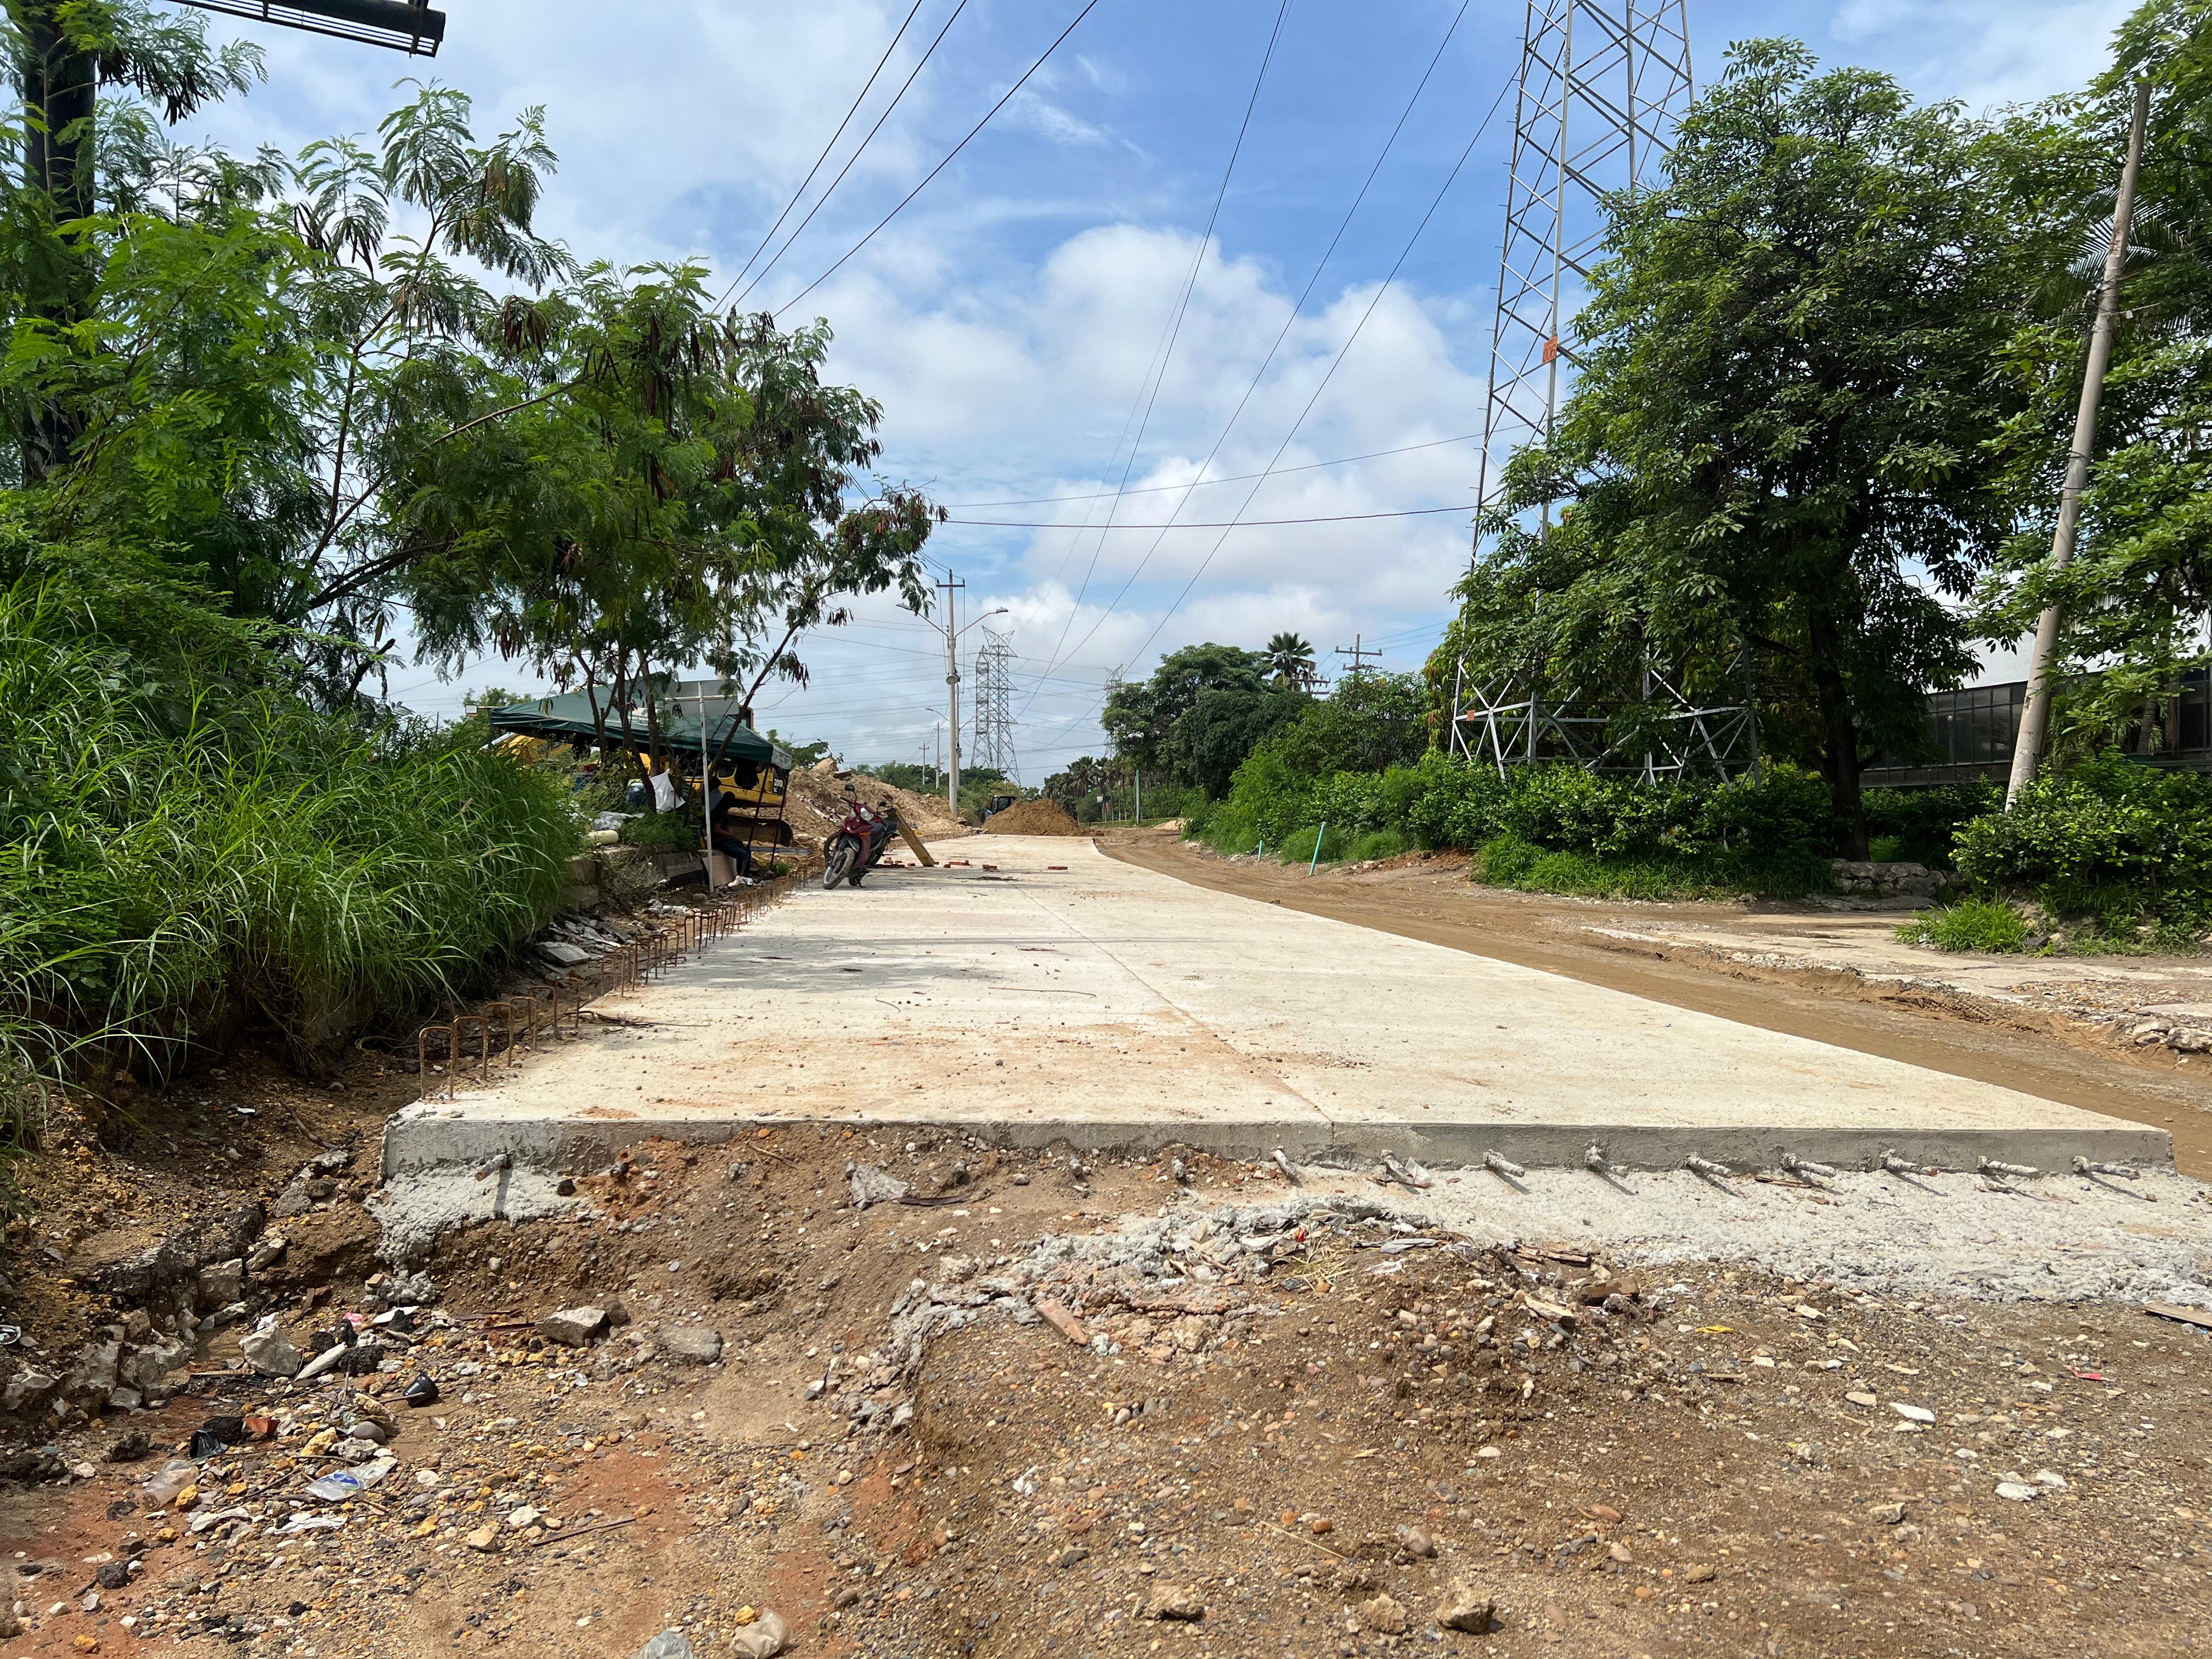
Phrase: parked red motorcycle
[{"left": 822, "top": 791, "right": 899, "bottom": 889}]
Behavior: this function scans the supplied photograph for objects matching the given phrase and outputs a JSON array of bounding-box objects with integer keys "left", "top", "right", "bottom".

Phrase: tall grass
[{"left": 0, "top": 583, "right": 579, "bottom": 1124}]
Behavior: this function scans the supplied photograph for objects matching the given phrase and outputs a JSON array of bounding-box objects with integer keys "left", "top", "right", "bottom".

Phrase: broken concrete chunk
[
  {"left": 1435, "top": 1583, "right": 1496, "bottom": 1634},
  {"left": 239, "top": 1318, "right": 300, "bottom": 1378},
  {"left": 1357, "top": 1594, "right": 1408, "bottom": 1635},
  {"left": 245, "top": 1234, "right": 288, "bottom": 1274},
  {"left": 847, "top": 1163, "right": 910, "bottom": 1209},
  {"left": 1146, "top": 1585, "right": 1204, "bottom": 1622},
  {"left": 198, "top": 1259, "right": 244, "bottom": 1307},
  {"left": 535, "top": 1306, "right": 609, "bottom": 1347},
  {"left": 656, "top": 1325, "right": 723, "bottom": 1365},
  {"left": 538, "top": 941, "right": 591, "bottom": 967}
]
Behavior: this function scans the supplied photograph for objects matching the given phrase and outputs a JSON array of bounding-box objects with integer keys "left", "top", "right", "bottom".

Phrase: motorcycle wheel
[{"left": 822, "top": 839, "right": 855, "bottom": 890}]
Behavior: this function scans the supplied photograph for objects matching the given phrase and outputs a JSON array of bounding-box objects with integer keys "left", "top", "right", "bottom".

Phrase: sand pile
[
  {"left": 782, "top": 761, "right": 968, "bottom": 848},
  {"left": 982, "top": 798, "right": 1084, "bottom": 836}
]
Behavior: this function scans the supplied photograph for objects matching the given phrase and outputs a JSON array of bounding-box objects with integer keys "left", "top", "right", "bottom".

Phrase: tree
[
  {"left": 1265, "top": 630, "right": 1316, "bottom": 691},
  {"left": 1167, "top": 685, "right": 1305, "bottom": 797},
  {"left": 1272, "top": 671, "right": 1426, "bottom": 778},
  {"left": 1103, "top": 642, "right": 1272, "bottom": 775},
  {"left": 1976, "top": 0, "right": 2212, "bottom": 754},
  {"left": 1468, "top": 41, "right": 2034, "bottom": 853}
]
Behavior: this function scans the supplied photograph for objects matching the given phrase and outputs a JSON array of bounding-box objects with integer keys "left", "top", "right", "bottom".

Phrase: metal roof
[{"left": 486, "top": 689, "right": 790, "bottom": 771}]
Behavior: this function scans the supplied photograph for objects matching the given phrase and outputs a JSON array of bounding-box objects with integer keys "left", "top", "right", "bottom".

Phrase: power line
[
  {"left": 731, "top": 0, "right": 973, "bottom": 311},
  {"left": 948, "top": 504, "right": 1470, "bottom": 529},
  {"left": 1027, "top": 0, "right": 1294, "bottom": 705},
  {"left": 1024, "top": 0, "right": 1476, "bottom": 704},
  {"left": 939, "top": 431, "right": 1482, "bottom": 509},
  {"left": 1113, "top": 70, "right": 1517, "bottom": 675},
  {"left": 772, "top": 0, "right": 1105, "bottom": 314},
  {"left": 1030, "top": 66, "right": 1519, "bottom": 749},
  {"left": 714, "top": 0, "right": 928, "bottom": 309}
]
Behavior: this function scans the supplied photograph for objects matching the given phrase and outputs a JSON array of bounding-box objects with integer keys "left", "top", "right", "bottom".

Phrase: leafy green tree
[
  {"left": 1271, "top": 671, "right": 1426, "bottom": 778},
  {"left": 1166, "top": 685, "right": 1305, "bottom": 797},
  {"left": 1976, "top": 0, "right": 2212, "bottom": 753},
  {"left": 1103, "top": 642, "right": 1272, "bottom": 776},
  {"left": 1466, "top": 41, "right": 2035, "bottom": 853}
]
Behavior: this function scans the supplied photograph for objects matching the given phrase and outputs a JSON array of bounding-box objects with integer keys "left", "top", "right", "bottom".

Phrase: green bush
[
  {"left": 1863, "top": 782, "right": 1997, "bottom": 869},
  {"left": 1472, "top": 833, "right": 1833, "bottom": 901},
  {"left": 1896, "top": 898, "right": 2031, "bottom": 953},
  {"left": 1344, "top": 827, "right": 1410, "bottom": 864},
  {"left": 0, "top": 581, "right": 581, "bottom": 1098},
  {"left": 1955, "top": 753, "right": 2212, "bottom": 925}
]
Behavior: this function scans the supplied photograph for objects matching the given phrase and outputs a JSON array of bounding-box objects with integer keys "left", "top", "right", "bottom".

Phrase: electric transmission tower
[
  {"left": 969, "top": 626, "right": 1019, "bottom": 782},
  {"left": 1471, "top": 1, "right": 1692, "bottom": 550},
  {"left": 1446, "top": 3, "right": 1748, "bottom": 780}
]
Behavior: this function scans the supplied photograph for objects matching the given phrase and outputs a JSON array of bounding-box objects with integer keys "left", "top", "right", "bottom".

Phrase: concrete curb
[{"left": 382, "top": 1105, "right": 2170, "bottom": 1180}]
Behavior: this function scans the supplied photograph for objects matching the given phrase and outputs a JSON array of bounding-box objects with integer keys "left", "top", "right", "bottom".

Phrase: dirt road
[{"left": 1103, "top": 831, "right": 2212, "bottom": 1175}]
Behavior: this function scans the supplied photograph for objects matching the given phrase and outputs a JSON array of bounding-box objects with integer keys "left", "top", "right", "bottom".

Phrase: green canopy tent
[
  {"left": 484, "top": 689, "right": 791, "bottom": 772},
  {"left": 486, "top": 688, "right": 795, "bottom": 868}
]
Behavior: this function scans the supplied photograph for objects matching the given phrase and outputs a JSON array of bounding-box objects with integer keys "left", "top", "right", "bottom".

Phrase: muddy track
[{"left": 1100, "top": 832, "right": 2212, "bottom": 1176}]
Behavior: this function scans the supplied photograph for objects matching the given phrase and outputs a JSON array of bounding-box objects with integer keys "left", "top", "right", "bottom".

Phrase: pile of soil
[
  {"left": 783, "top": 760, "right": 967, "bottom": 849},
  {"left": 981, "top": 797, "right": 1083, "bottom": 836}
]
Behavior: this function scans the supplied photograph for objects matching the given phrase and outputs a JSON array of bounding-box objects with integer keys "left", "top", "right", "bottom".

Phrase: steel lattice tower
[
  {"left": 1471, "top": 0, "right": 1692, "bottom": 551},
  {"left": 969, "top": 626, "right": 1019, "bottom": 782}
]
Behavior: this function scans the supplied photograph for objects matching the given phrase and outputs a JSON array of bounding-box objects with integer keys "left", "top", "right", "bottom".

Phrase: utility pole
[
  {"left": 938, "top": 574, "right": 965, "bottom": 819},
  {"left": 1334, "top": 634, "right": 1380, "bottom": 680},
  {"left": 2008, "top": 82, "right": 2152, "bottom": 808}
]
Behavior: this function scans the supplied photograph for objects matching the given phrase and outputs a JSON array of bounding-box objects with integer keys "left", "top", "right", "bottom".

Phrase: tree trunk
[
  {"left": 16, "top": 2, "right": 95, "bottom": 482},
  {"left": 1804, "top": 602, "right": 1867, "bottom": 858}
]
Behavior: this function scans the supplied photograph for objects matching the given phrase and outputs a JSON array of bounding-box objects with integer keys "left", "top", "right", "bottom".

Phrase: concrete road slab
[{"left": 385, "top": 837, "right": 2169, "bottom": 1175}]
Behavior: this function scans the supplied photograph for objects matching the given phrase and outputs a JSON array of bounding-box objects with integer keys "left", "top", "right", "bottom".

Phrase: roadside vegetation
[
  {"left": 0, "top": 5, "right": 935, "bottom": 1144},
  {"left": 1049, "top": 1, "right": 2212, "bottom": 951}
]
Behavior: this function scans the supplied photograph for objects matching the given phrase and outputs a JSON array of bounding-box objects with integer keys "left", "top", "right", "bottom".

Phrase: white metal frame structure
[
  {"left": 1451, "top": 3, "right": 1723, "bottom": 772},
  {"left": 969, "top": 625, "right": 1020, "bottom": 783}
]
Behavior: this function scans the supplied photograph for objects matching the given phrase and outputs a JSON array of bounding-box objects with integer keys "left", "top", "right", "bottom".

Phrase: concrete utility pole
[
  {"left": 2008, "top": 82, "right": 2152, "bottom": 808},
  {"left": 938, "top": 574, "right": 965, "bottom": 818}
]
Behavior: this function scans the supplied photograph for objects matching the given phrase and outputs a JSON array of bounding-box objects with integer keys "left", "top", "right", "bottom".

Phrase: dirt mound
[
  {"left": 783, "top": 762, "right": 967, "bottom": 848},
  {"left": 982, "top": 797, "right": 1083, "bottom": 836}
]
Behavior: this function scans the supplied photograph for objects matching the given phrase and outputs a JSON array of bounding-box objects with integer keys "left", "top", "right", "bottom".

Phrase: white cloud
[{"left": 1826, "top": 0, "right": 2132, "bottom": 111}]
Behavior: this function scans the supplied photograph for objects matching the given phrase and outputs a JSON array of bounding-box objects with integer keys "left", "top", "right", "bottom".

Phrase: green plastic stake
[{"left": 1307, "top": 821, "right": 1327, "bottom": 876}]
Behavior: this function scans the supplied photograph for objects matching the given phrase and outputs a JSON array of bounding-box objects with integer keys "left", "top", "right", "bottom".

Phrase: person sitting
[{"left": 709, "top": 791, "right": 755, "bottom": 877}]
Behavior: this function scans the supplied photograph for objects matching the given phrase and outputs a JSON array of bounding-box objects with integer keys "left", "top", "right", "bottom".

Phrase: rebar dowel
[
  {"left": 1684, "top": 1154, "right": 1733, "bottom": 1180},
  {"left": 1782, "top": 1154, "right": 1838, "bottom": 1180},
  {"left": 1484, "top": 1150, "right": 1526, "bottom": 1179},
  {"left": 485, "top": 1002, "right": 517, "bottom": 1064},
  {"left": 416, "top": 1025, "right": 454, "bottom": 1098},
  {"left": 2072, "top": 1155, "right": 2140, "bottom": 1179},
  {"left": 453, "top": 1014, "right": 489, "bottom": 1084},
  {"left": 1978, "top": 1156, "right": 2039, "bottom": 1180}
]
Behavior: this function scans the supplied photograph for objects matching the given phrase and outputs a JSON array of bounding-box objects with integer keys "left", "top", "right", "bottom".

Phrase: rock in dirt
[
  {"left": 848, "top": 1163, "right": 910, "bottom": 1209},
  {"left": 1995, "top": 1481, "right": 2040, "bottom": 1502},
  {"left": 93, "top": 1562, "right": 131, "bottom": 1591},
  {"left": 465, "top": 1523, "right": 499, "bottom": 1551},
  {"left": 1870, "top": 1502, "right": 1907, "bottom": 1525},
  {"left": 536, "top": 1306, "right": 608, "bottom": 1347},
  {"left": 1435, "top": 1583, "right": 1496, "bottom": 1634},
  {"left": 104, "top": 1430, "right": 152, "bottom": 1463},
  {"left": 657, "top": 1325, "right": 723, "bottom": 1365},
  {"left": 1146, "top": 1585, "right": 1205, "bottom": 1622},
  {"left": 1398, "top": 1524, "right": 1437, "bottom": 1558},
  {"left": 1358, "top": 1594, "right": 1408, "bottom": 1635},
  {"left": 239, "top": 1318, "right": 300, "bottom": 1378},
  {"left": 729, "top": 1611, "right": 789, "bottom": 1657}
]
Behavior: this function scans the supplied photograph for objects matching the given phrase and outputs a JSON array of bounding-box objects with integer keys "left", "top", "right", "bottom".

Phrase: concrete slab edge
[{"left": 383, "top": 1110, "right": 2171, "bottom": 1180}]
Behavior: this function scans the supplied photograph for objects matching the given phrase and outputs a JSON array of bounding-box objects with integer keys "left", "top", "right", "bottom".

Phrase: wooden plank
[
  {"left": 2143, "top": 1302, "right": 2212, "bottom": 1330},
  {"left": 896, "top": 817, "right": 937, "bottom": 866}
]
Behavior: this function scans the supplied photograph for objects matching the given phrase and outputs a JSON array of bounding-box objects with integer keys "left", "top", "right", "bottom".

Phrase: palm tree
[{"left": 1266, "top": 631, "right": 1316, "bottom": 691}]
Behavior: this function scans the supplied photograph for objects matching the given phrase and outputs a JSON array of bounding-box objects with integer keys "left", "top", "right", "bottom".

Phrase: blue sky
[{"left": 184, "top": 0, "right": 2131, "bottom": 775}]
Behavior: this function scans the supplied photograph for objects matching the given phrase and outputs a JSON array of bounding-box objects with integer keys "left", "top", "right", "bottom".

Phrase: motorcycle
[{"left": 821, "top": 792, "right": 900, "bottom": 889}]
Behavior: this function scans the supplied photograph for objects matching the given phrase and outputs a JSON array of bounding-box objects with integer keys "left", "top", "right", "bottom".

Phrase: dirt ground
[
  {"left": 1, "top": 1129, "right": 2208, "bottom": 1657},
  {"left": 784, "top": 767, "right": 968, "bottom": 853},
  {"left": 1, "top": 841, "right": 2210, "bottom": 1657},
  {"left": 1101, "top": 831, "right": 2212, "bottom": 1178}
]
